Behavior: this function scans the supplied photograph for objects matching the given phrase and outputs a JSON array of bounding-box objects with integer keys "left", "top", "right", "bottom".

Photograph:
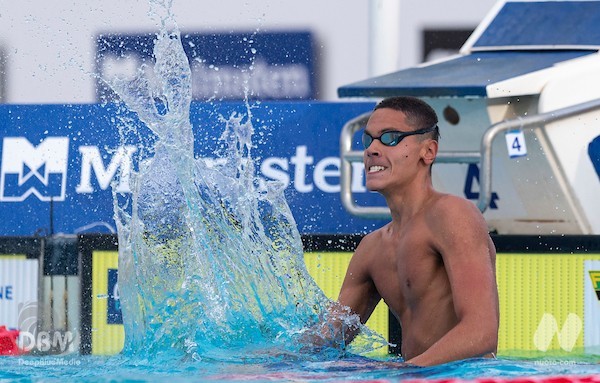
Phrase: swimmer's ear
[{"left": 421, "top": 139, "right": 438, "bottom": 166}]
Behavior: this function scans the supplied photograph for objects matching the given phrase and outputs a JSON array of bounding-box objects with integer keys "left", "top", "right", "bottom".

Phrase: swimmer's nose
[{"left": 365, "top": 142, "right": 381, "bottom": 157}]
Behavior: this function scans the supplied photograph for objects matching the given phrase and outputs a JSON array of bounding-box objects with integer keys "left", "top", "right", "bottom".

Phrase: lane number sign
[{"left": 505, "top": 130, "right": 527, "bottom": 158}]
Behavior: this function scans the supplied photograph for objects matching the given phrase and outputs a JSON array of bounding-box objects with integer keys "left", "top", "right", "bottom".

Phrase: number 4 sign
[{"left": 505, "top": 130, "right": 527, "bottom": 158}]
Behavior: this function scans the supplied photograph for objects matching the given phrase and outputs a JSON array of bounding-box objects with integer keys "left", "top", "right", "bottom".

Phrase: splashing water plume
[{"left": 108, "top": 3, "right": 386, "bottom": 362}]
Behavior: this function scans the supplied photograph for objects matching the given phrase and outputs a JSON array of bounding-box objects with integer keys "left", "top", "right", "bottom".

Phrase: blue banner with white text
[
  {"left": 0, "top": 102, "right": 389, "bottom": 236},
  {"left": 96, "top": 32, "right": 317, "bottom": 101}
]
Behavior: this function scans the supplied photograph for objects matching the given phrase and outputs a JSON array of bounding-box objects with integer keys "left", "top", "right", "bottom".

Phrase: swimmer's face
[{"left": 364, "top": 108, "right": 436, "bottom": 193}]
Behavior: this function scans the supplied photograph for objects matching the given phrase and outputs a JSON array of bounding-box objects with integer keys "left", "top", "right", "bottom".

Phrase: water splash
[{"left": 108, "top": 3, "right": 386, "bottom": 362}]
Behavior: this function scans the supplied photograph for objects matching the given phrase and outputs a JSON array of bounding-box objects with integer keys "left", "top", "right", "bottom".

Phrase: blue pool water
[{"left": 1, "top": 353, "right": 600, "bottom": 382}]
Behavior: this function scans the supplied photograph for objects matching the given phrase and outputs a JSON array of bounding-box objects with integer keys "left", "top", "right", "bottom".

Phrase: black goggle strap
[{"left": 363, "top": 125, "right": 437, "bottom": 148}]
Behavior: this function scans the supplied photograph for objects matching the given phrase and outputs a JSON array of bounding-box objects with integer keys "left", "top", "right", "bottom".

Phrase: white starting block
[{"left": 338, "top": 0, "right": 600, "bottom": 235}]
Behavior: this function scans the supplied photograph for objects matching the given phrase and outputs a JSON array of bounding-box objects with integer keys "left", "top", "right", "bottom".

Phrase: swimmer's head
[{"left": 374, "top": 96, "right": 439, "bottom": 142}]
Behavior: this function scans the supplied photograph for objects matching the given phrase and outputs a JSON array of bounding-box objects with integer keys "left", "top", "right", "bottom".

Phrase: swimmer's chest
[{"left": 370, "top": 224, "right": 442, "bottom": 305}]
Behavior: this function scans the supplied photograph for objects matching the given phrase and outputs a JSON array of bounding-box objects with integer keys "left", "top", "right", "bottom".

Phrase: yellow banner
[
  {"left": 91, "top": 250, "right": 124, "bottom": 355},
  {"left": 89, "top": 250, "right": 600, "bottom": 356},
  {"left": 497, "top": 253, "right": 600, "bottom": 355}
]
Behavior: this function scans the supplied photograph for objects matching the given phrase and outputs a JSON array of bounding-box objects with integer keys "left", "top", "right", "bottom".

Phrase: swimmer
[{"left": 308, "top": 96, "right": 499, "bottom": 367}]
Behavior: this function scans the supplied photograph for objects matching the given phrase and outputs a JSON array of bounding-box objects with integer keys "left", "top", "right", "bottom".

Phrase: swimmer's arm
[
  {"left": 303, "top": 235, "right": 380, "bottom": 349},
  {"left": 336, "top": 234, "right": 382, "bottom": 342},
  {"left": 407, "top": 197, "right": 499, "bottom": 367}
]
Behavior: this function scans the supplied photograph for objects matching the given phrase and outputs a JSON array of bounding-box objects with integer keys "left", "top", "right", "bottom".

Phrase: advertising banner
[
  {"left": 0, "top": 257, "right": 38, "bottom": 330},
  {"left": 79, "top": 234, "right": 600, "bottom": 356},
  {"left": 96, "top": 32, "right": 316, "bottom": 101},
  {"left": 82, "top": 240, "right": 390, "bottom": 356},
  {"left": 0, "top": 102, "right": 391, "bottom": 236},
  {"left": 90, "top": 250, "right": 123, "bottom": 355},
  {"left": 585, "top": 260, "right": 600, "bottom": 353}
]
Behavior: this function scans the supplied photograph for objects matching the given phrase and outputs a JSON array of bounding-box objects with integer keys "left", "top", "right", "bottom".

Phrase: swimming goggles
[{"left": 362, "top": 125, "right": 437, "bottom": 149}]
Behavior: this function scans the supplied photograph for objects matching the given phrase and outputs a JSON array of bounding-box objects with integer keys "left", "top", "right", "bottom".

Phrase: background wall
[{"left": 0, "top": 0, "right": 496, "bottom": 103}]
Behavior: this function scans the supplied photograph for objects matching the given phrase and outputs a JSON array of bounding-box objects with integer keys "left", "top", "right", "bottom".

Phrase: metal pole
[
  {"left": 340, "top": 112, "right": 391, "bottom": 218},
  {"left": 369, "top": 0, "right": 402, "bottom": 77},
  {"left": 478, "top": 97, "right": 600, "bottom": 211}
]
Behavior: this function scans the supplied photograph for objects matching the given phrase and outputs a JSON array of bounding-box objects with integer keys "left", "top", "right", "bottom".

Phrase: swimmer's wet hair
[{"left": 374, "top": 96, "right": 440, "bottom": 142}]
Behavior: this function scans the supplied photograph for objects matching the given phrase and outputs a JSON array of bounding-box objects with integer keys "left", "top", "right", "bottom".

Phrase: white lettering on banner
[
  {"left": 76, "top": 145, "right": 137, "bottom": 193},
  {"left": 290, "top": 145, "right": 314, "bottom": 193},
  {"left": 314, "top": 157, "right": 340, "bottom": 193},
  {"left": 259, "top": 146, "right": 367, "bottom": 193},
  {"left": 260, "top": 157, "right": 290, "bottom": 187},
  {"left": 0, "top": 137, "right": 69, "bottom": 202},
  {"left": 0, "top": 138, "right": 368, "bottom": 198},
  {"left": 351, "top": 162, "right": 367, "bottom": 193},
  {"left": 192, "top": 59, "right": 311, "bottom": 100}
]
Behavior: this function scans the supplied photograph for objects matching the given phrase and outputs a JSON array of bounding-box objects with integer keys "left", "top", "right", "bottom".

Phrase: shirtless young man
[{"left": 334, "top": 96, "right": 499, "bottom": 366}]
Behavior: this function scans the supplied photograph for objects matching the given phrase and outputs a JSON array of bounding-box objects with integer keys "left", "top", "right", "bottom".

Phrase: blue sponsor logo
[
  {"left": 589, "top": 135, "right": 600, "bottom": 179},
  {"left": 0, "top": 285, "right": 13, "bottom": 300},
  {"left": 464, "top": 164, "right": 499, "bottom": 209},
  {"left": 107, "top": 269, "right": 122, "bottom": 325}
]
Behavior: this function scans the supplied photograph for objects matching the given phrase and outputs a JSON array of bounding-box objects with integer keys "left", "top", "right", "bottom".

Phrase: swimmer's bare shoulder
[
  {"left": 360, "top": 223, "right": 388, "bottom": 247},
  {"left": 425, "top": 192, "right": 495, "bottom": 266},
  {"left": 426, "top": 193, "right": 489, "bottom": 236}
]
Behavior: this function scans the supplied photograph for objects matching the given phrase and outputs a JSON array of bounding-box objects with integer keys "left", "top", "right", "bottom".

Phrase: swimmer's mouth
[{"left": 368, "top": 165, "right": 386, "bottom": 173}]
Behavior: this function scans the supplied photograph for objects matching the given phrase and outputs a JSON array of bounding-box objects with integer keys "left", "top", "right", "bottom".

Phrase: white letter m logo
[
  {"left": 533, "top": 313, "right": 582, "bottom": 352},
  {"left": 0, "top": 137, "right": 69, "bottom": 202}
]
